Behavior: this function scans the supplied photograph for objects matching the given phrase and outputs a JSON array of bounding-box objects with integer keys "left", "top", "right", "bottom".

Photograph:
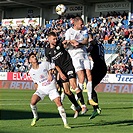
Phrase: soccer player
[
  {"left": 28, "top": 52, "right": 71, "bottom": 129},
  {"left": 45, "top": 32, "right": 88, "bottom": 118},
  {"left": 65, "top": 16, "right": 97, "bottom": 106},
  {"left": 87, "top": 33, "right": 107, "bottom": 119}
]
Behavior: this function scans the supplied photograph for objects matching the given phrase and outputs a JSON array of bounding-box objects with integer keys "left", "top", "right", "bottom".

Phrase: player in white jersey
[
  {"left": 65, "top": 16, "right": 97, "bottom": 106},
  {"left": 28, "top": 52, "right": 71, "bottom": 129}
]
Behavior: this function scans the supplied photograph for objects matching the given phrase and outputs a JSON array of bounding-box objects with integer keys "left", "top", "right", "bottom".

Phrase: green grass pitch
[{"left": 0, "top": 89, "right": 133, "bottom": 133}]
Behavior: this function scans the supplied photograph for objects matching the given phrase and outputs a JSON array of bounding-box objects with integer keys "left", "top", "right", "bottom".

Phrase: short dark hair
[
  {"left": 28, "top": 52, "right": 36, "bottom": 62},
  {"left": 47, "top": 32, "right": 57, "bottom": 37}
]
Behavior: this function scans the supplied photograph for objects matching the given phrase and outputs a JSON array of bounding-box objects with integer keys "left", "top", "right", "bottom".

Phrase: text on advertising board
[{"left": 0, "top": 81, "right": 35, "bottom": 90}]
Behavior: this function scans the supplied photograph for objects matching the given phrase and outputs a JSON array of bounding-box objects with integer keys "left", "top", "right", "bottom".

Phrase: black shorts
[
  {"left": 91, "top": 61, "right": 107, "bottom": 87},
  {"left": 59, "top": 62, "right": 76, "bottom": 83}
]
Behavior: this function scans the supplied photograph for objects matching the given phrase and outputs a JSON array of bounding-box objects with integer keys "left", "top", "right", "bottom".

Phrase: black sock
[
  {"left": 92, "top": 90, "right": 99, "bottom": 110},
  {"left": 93, "top": 105, "right": 99, "bottom": 110},
  {"left": 66, "top": 93, "right": 79, "bottom": 107},
  {"left": 77, "top": 91, "right": 85, "bottom": 105}
]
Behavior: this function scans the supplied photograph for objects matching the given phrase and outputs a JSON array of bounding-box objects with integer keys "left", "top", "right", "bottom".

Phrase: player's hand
[
  {"left": 62, "top": 40, "right": 67, "bottom": 45},
  {"left": 59, "top": 72, "right": 67, "bottom": 81},
  {"left": 70, "top": 40, "right": 79, "bottom": 47}
]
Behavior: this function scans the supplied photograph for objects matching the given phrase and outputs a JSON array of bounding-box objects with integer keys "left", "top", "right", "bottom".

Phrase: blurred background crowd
[{"left": 0, "top": 11, "right": 133, "bottom": 74}]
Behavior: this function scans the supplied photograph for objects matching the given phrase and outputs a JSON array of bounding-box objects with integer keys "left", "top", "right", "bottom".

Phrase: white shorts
[
  {"left": 72, "top": 56, "right": 94, "bottom": 72},
  {"left": 33, "top": 80, "right": 60, "bottom": 101}
]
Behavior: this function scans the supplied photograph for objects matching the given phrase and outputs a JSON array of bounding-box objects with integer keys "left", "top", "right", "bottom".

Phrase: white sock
[
  {"left": 30, "top": 104, "right": 38, "bottom": 118},
  {"left": 58, "top": 106, "right": 67, "bottom": 125},
  {"left": 61, "top": 92, "right": 65, "bottom": 102},
  {"left": 78, "top": 83, "right": 84, "bottom": 90},
  {"left": 75, "top": 94, "right": 78, "bottom": 101},
  {"left": 87, "top": 81, "right": 92, "bottom": 100}
]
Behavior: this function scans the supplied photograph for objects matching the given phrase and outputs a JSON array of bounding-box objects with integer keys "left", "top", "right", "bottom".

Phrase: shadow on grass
[
  {"left": 71, "top": 119, "right": 133, "bottom": 128},
  {"left": 94, "top": 119, "right": 133, "bottom": 126},
  {"left": 35, "top": 119, "right": 133, "bottom": 129},
  {"left": 0, "top": 109, "right": 73, "bottom": 120},
  {"left": 102, "top": 106, "right": 133, "bottom": 110}
]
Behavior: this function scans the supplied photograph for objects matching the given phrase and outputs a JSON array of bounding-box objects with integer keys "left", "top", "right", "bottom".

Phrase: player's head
[
  {"left": 28, "top": 52, "right": 38, "bottom": 64},
  {"left": 73, "top": 17, "right": 84, "bottom": 30},
  {"left": 47, "top": 32, "right": 57, "bottom": 46}
]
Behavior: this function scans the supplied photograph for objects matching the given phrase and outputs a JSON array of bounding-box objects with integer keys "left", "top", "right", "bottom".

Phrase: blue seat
[
  {"left": 104, "top": 43, "right": 116, "bottom": 54},
  {"left": 46, "top": 24, "right": 51, "bottom": 28}
]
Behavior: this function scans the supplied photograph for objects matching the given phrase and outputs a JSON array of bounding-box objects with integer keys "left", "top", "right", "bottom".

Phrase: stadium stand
[{"left": 0, "top": 1, "right": 132, "bottom": 74}]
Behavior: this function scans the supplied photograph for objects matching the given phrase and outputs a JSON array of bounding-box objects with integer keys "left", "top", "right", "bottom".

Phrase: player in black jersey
[
  {"left": 87, "top": 33, "right": 107, "bottom": 119},
  {"left": 45, "top": 32, "right": 88, "bottom": 118}
]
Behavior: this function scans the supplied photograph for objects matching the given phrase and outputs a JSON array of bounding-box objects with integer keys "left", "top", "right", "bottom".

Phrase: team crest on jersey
[
  {"left": 56, "top": 46, "right": 60, "bottom": 50},
  {"left": 71, "top": 33, "right": 74, "bottom": 35},
  {"left": 40, "top": 75, "right": 45, "bottom": 79},
  {"left": 54, "top": 50, "right": 56, "bottom": 54},
  {"left": 43, "top": 69, "right": 47, "bottom": 72},
  {"left": 75, "top": 34, "right": 80, "bottom": 40}
]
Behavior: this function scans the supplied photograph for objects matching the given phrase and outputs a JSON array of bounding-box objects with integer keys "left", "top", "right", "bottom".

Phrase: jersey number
[{"left": 98, "top": 45, "right": 104, "bottom": 60}]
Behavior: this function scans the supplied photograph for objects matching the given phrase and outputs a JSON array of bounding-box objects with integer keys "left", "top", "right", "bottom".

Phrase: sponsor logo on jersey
[
  {"left": 52, "top": 52, "right": 63, "bottom": 60},
  {"left": 40, "top": 74, "right": 45, "bottom": 79},
  {"left": 39, "top": 78, "right": 47, "bottom": 83}
]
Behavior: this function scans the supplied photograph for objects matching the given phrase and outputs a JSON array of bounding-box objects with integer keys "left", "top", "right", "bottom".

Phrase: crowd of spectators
[
  {"left": 86, "top": 11, "right": 133, "bottom": 74},
  {"left": 0, "top": 11, "right": 133, "bottom": 74}
]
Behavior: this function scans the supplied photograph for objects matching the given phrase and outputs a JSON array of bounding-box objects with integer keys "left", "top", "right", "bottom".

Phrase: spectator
[{"left": 0, "top": 11, "right": 132, "bottom": 74}]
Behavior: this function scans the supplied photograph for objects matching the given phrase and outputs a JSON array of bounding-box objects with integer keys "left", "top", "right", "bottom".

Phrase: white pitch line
[{"left": 0, "top": 99, "right": 30, "bottom": 101}]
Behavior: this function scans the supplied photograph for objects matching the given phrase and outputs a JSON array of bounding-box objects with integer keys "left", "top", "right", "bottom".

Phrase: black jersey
[
  {"left": 88, "top": 39, "right": 105, "bottom": 64},
  {"left": 88, "top": 39, "right": 107, "bottom": 86},
  {"left": 45, "top": 41, "right": 72, "bottom": 70}
]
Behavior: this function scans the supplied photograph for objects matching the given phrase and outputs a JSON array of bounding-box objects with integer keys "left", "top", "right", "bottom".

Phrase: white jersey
[
  {"left": 29, "top": 61, "right": 54, "bottom": 87},
  {"left": 65, "top": 27, "right": 88, "bottom": 58},
  {"left": 29, "top": 61, "right": 59, "bottom": 101},
  {"left": 65, "top": 27, "right": 93, "bottom": 72}
]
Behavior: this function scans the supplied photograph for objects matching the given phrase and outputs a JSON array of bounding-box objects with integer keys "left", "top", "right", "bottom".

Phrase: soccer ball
[{"left": 55, "top": 4, "right": 66, "bottom": 16}]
